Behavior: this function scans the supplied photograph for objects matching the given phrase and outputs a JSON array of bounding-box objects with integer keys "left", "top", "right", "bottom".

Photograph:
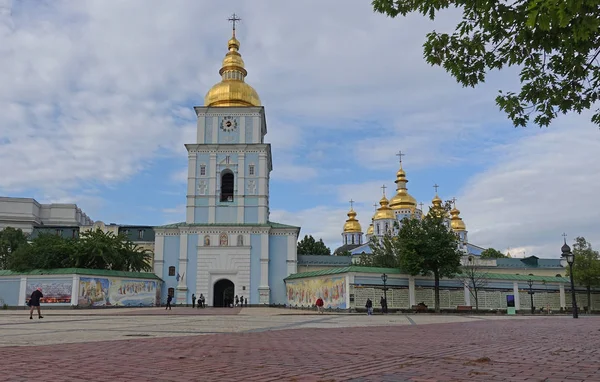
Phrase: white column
[
  {"left": 513, "top": 281, "right": 521, "bottom": 311},
  {"left": 176, "top": 233, "right": 189, "bottom": 304},
  {"left": 186, "top": 152, "right": 197, "bottom": 224},
  {"left": 208, "top": 152, "right": 217, "bottom": 223},
  {"left": 464, "top": 282, "right": 471, "bottom": 306},
  {"left": 253, "top": 115, "right": 259, "bottom": 143},
  {"left": 408, "top": 276, "right": 416, "bottom": 307},
  {"left": 212, "top": 116, "right": 218, "bottom": 144},
  {"left": 258, "top": 151, "right": 268, "bottom": 223},
  {"left": 559, "top": 284, "right": 566, "bottom": 308},
  {"left": 237, "top": 152, "right": 246, "bottom": 223},
  {"left": 71, "top": 275, "right": 79, "bottom": 306},
  {"left": 18, "top": 277, "right": 27, "bottom": 306},
  {"left": 286, "top": 233, "right": 297, "bottom": 276},
  {"left": 196, "top": 113, "right": 205, "bottom": 143},
  {"left": 238, "top": 116, "right": 246, "bottom": 144},
  {"left": 154, "top": 233, "right": 165, "bottom": 277},
  {"left": 258, "top": 232, "right": 270, "bottom": 304}
]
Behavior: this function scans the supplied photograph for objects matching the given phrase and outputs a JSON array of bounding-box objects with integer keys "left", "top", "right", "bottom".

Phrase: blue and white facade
[{"left": 153, "top": 107, "right": 300, "bottom": 306}]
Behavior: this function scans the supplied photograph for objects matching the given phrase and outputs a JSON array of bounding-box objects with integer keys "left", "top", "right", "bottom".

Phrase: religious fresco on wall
[
  {"left": 78, "top": 277, "right": 159, "bottom": 307},
  {"left": 26, "top": 279, "right": 72, "bottom": 304},
  {"left": 286, "top": 276, "right": 346, "bottom": 309}
]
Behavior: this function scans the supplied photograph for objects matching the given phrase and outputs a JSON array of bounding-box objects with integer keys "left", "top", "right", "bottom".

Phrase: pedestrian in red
[{"left": 316, "top": 297, "right": 324, "bottom": 314}]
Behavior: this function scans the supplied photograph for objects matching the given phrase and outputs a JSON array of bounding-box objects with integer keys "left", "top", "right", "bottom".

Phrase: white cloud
[{"left": 459, "top": 112, "right": 600, "bottom": 258}]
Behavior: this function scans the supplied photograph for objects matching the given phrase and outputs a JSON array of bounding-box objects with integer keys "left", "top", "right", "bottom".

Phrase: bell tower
[{"left": 185, "top": 15, "right": 272, "bottom": 225}]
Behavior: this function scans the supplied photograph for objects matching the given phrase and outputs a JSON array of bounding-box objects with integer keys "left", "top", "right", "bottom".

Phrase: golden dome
[
  {"left": 373, "top": 195, "right": 395, "bottom": 220},
  {"left": 366, "top": 222, "right": 374, "bottom": 236},
  {"left": 204, "top": 33, "right": 261, "bottom": 107},
  {"left": 343, "top": 209, "right": 362, "bottom": 233},
  {"left": 428, "top": 192, "right": 446, "bottom": 218},
  {"left": 389, "top": 164, "right": 417, "bottom": 210},
  {"left": 450, "top": 207, "right": 466, "bottom": 231}
]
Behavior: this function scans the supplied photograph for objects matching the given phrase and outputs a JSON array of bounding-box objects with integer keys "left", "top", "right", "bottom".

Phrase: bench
[
  {"left": 412, "top": 304, "right": 428, "bottom": 313},
  {"left": 457, "top": 305, "right": 473, "bottom": 312}
]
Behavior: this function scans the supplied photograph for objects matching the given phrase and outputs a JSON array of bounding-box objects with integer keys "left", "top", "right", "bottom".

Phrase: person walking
[
  {"left": 29, "top": 287, "right": 44, "bottom": 320},
  {"left": 192, "top": 293, "right": 196, "bottom": 308},
  {"left": 365, "top": 298, "right": 373, "bottom": 316},
  {"left": 166, "top": 294, "right": 173, "bottom": 310}
]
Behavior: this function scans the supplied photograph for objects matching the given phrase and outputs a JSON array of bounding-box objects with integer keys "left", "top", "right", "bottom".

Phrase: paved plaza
[{"left": 0, "top": 308, "right": 599, "bottom": 381}]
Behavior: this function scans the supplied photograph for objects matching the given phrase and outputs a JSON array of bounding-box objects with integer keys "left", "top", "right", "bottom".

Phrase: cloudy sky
[{"left": 2, "top": 0, "right": 599, "bottom": 258}]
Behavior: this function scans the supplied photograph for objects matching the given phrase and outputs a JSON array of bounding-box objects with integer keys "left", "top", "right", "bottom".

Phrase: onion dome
[
  {"left": 373, "top": 195, "right": 395, "bottom": 220},
  {"left": 389, "top": 163, "right": 417, "bottom": 210},
  {"left": 343, "top": 208, "right": 362, "bottom": 233},
  {"left": 204, "top": 30, "right": 261, "bottom": 107},
  {"left": 450, "top": 207, "right": 466, "bottom": 231}
]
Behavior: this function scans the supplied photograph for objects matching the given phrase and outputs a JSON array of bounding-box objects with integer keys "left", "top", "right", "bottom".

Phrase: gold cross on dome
[
  {"left": 228, "top": 13, "right": 241, "bottom": 36},
  {"left": 433, "top": 184, "right": 439, "bottom": 194},
  {"left": 349, "top": 199, "right": 354, "bottom": 209},
  {"left": 396, "top": 150, "right": 405, "bottom": 164},
  {"left": 381, "top": 184, "right": 387, "bottom": 196}
]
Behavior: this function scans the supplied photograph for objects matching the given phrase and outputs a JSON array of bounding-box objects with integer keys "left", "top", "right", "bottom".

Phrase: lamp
[{"left": 561, "top": 238, "right": 578, "bottom": 319}]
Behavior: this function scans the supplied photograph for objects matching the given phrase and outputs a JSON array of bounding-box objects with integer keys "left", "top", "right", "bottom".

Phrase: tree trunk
[
  {"left": 434, "top": 272, "right": 440, "bottom": 313},
  {"left": 587, "top": 286, "right": 592, "bottom": 313},
  {"left": 474, "top": 289, "right": 479, "bottom": 312}
]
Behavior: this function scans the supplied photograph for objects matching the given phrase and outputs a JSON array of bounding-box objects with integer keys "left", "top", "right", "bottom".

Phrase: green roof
[
  {"left": 155, "top": 221, "right": 299, "bottom": 230},
  {"left": 0, "top": 268, "right": 161, "bottom": 280},
  {"left": 285, "top": 266, "right": 570, "bottom": 283}
]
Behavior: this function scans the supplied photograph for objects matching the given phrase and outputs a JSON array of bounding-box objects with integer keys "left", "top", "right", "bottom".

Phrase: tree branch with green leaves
[{"left": 372, "top": 0, "right": 600, "bottom": 128}]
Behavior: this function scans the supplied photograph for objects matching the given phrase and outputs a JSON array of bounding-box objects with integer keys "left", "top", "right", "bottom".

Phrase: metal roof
[
  {"left": 0, "top": 268, "right": 161, "bottom": 280},
  {"left": 284, "top": 266, "right": 570, "bottom": 283}
]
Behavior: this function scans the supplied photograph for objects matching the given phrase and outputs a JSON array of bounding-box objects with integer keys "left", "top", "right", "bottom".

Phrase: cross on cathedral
[
  {"left": 419, "top": 202, "right": 424, "bottom": 210},
  {"left": 349, "top": 199, "right": 354, "bottom": 209},
  {"left": 381, "top": 184, "right": 387, "bottom": 196},
  {"left": 373, "top": 202, "right": 378, "bottom": 210},
  {"left": 396, "top": 150, "right": 405, "bottom": 164},
  {"left": 433, "top": 184, "right": 439, "bottom": 194},
  {"left": 562, "top": 232, "right": 568, "bottom": 243},
  {"left": 228, "top": 13, "right": 241, "bottom": 36},
  {"left": 451, "top": 197, "right": 457, "bottom": 208}
]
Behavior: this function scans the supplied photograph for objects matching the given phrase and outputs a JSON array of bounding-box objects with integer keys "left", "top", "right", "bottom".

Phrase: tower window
[
  {"left": 351, "top": 235, "right": 355, "bottom": 244},
  {"left": 138, "top": 229, "right": 145, "bottom": 239},
  {"left": 168, "top": 266, "right": 176, "bottom": 276},
  {"left": 200, "top": 165, "right": 206, "bottom": 176},
  {"left": 220, "top": 171, "right": 234, "bottom": 202},
  {"left": 249, "top": 164, "right": 255, "bottom": 176}
]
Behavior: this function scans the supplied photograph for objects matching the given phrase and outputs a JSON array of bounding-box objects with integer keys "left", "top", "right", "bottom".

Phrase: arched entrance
[{"left": 213, "top": 279, "right": 234, "bottom": 307}]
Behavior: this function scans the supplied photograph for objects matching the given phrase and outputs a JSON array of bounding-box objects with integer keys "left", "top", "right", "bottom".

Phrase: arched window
[
  {"left": 219, "top": 232, "right": 228, "bottom": 246},
  {"left": 556, "top": 274, "right": 562, "bottom": 277},
  {"left": 351, "top": 235, "right": 355, "bottom": 244},
  {"left": 220, "top": 171, "right": 234, "bottom": 202},
  {"left": 168, "top": 266, "right": 176, "bottom": 276},
  {"left": 204, "top": 235, "right": 210, "bottom": 246},
  {"left": 376, "top": 224, "right": 380, "bottom": 235},
  {"left": 385, "top": 223, "right": 389, "bottom": 232}
]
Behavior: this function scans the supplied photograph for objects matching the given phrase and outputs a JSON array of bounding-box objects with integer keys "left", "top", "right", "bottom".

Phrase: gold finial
[
  {"left": 349, "top": 199, "right": 355, "bottom": 210},
  {"left": 204, "top": 13, "right": 261, "bottom": 107},
  {"left": 228, "top": 13, "right": 241, "bottom": 38},
  {"left": 433, "top": 183, "right": 439, "bottom": 194},
  {"left": 381, "top": 184, "right": 387, "bottom": 197},
  {"left": 343, "top": 199, "right": 362, "bottom": 233}
]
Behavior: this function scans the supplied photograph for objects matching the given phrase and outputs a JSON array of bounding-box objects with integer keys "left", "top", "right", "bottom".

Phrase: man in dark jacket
[
  {"left": 29, "top": 287, "right": 44, "bottom": 320},
  {"left": 166, "top": 294, "right": 173, "bottom": 310}
]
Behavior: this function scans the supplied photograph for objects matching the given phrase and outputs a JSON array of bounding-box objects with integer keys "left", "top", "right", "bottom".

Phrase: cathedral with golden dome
[{"left": 335, "top": 153, "right": 482, "bottom": 256}]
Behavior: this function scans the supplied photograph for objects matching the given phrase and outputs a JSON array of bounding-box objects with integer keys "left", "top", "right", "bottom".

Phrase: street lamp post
[
  {"left": 561, "top": 240, "right": 578, "bottom": 319},
  {"left": 527, "top": 279, "right": 535, "bottom": 314},
  {"left": 381, "top": 273, "right": 388, "bottom": 314}
]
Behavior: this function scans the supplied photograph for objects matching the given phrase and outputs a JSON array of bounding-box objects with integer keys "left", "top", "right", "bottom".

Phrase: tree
[
  {"left": 480, "top": 248, "right": 507, "bottom": 259},
  {"left": 568, "top": 236, "right": 600, "bottom": 311},
  {"left": 458, "top": 256, "right": 489, "bottom": 311},
  {"left": 359, "top": 234, "right": 400, "bottom": 268},
  {"left": 396, "top": 202, "right": 463, "bottom": 313},
  {"left": 372, "top": 0, "right": 600, "bottom": 128},
  {"left": 336, "top": 250, "right": 352, "bottom": 257},
  {"left": 297, "top": 235, "right": 332, "bottom": 256},
  {"left": 7, "top": 228, "right": 152, "bottom": 272},
  {"left": 0, "top": 227, "right": 29, "bottom": 269}
]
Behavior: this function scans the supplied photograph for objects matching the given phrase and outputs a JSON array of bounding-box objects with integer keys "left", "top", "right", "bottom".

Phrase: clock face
[{"left": 220, "top": 116, "right": 238, "bottom": 132}]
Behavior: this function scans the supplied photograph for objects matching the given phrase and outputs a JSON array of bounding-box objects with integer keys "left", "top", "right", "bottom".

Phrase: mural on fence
[
  {"left": 78, "top": 277, "right": 159, "bottom": 307},
  {"left": 26, "top": 279, "right": 72, "bottom": 304},
  {"left": 286, "top": 276, "right": 346, "bottom": 309}
]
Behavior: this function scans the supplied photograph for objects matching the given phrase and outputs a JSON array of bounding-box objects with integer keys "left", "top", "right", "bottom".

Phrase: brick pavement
[{"left": 1, "top": 316, "right": 599, "bottom": 382}]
